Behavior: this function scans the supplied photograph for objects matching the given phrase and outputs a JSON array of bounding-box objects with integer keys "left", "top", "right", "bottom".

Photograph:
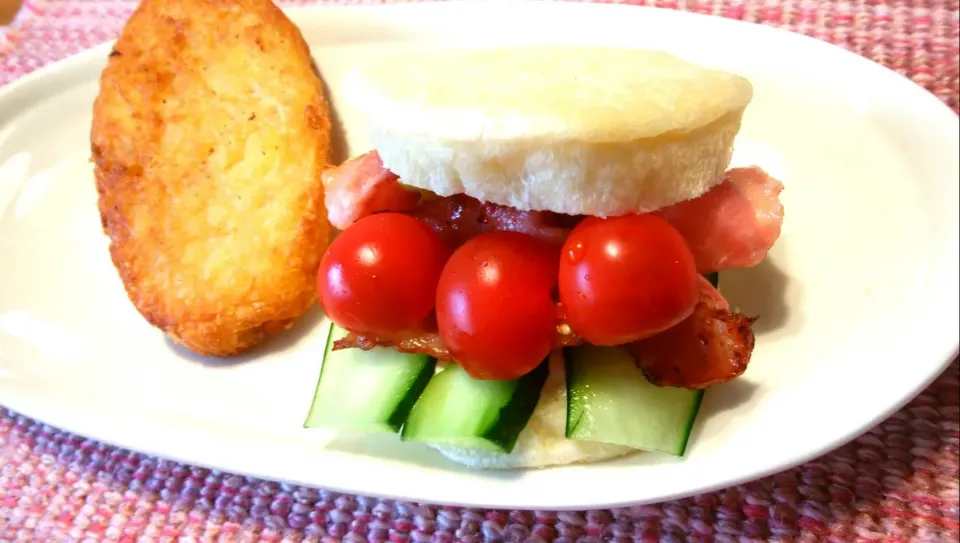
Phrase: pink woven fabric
[{"left": 1, "top": 1, "right": 959, "bottom": 541}]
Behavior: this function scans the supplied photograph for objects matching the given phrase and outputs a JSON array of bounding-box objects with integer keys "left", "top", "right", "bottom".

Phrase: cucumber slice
[
  {"left": 565, "top": 345, "right": 703, "bottom": 456},
  {"left": 303, "top": 323, "right": 435, "bottom": 434},
  {"left": 401, "top": 361, "right": 549, "bottom": 453}
]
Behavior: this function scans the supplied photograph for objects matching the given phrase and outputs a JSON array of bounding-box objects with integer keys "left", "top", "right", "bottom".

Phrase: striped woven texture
[{"left": 1, "top": 1, "right": 959, "bottom": 541}]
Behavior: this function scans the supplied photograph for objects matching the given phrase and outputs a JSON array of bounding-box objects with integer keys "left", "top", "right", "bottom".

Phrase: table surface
[{"left": 2, "top": 1, "right": 959, "bottom": 541}]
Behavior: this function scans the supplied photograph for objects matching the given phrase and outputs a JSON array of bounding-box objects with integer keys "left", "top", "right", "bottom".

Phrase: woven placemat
[{"left": 2, "top": 1, "right": 959, "bottom": 541}]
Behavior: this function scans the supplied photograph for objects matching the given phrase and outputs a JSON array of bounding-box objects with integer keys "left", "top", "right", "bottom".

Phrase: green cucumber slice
[
  {"left": 303, "top": 323, "right": 435, "bottom": 434},
  {"left": 565, "top": 345, "right": 703, "bottom": 456},
  {"left": 401, "top": 361, "right": 549, "bottom": 453}
]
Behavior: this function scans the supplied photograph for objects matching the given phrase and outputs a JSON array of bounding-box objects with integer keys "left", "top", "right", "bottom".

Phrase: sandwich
[{"left": 304, "top": 45, "right": 784, "bottom": 469}]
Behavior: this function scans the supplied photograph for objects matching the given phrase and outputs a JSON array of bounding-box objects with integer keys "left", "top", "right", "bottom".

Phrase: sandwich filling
[{"left": 320, "top": 150, "right": 784, "bottom": 389}]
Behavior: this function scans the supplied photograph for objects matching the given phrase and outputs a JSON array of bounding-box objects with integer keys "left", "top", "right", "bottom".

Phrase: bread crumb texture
[{"left": 91, "top": 0, "right": 332, "bottom": 356}]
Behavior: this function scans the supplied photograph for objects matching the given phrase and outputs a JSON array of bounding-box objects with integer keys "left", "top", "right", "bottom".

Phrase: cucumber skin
[
  {"left": 674, "top": 391, "right": 704, "bottom": 456},
  {"left": 481, "top": 361, "right": 549, "bottom": 453},
  {"left": 565, "top": 270, "right": 716, "bottom": 440},
  {"left": 385, "top": 358, "right": 437, "bottom": 432},
  {"left": 304, "top": 271, "right": 719, "bottom": 451},
  {"left": 565, "top": 365, "right": 584, "bottom": 439},
  {"left": 563, "top": 346, "right": 705, "bottom": 457},
  {"left": 302, "top": 322, "right": 340, "bottom": 430},
  {"left": 564, "top": 274, "right": 718, "bottom": 455},
  {"left": 400, "top": 360, "right": 550, "bottom": 454},
  {"left": 303, "top": 322, "right": 435, "bottom": 433}
]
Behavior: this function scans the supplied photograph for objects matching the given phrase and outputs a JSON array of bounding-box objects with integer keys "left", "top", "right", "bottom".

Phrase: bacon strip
[
  {"left": 321, "top": 151, "right": 421, "bottom": 230},
  {"left": 322, "top": 153, "right": 784, "bottom": 272},
  {"left": 332, "top": 331, "right": 583, "bottom": 360},
  {"left": 333, "top": 331, "right": 451, "bottom": 358},
  {"left": 333, "top": 279, "right": 755, "bottom": 391},
  {"left": 321, "top": 155, "right": 770, "bottom": 389},
  {"left": 332, "top": 304, "right": 583, "bottom": 360},
  {"left": 657, "top": 167, "right": 784, "bottom": 274},
  {"left": 410, "top": 194, "right": 574, "bottom": 247},
  {"left": 321, "top": 151, "right": 575, "bottom": 246},
  {"left": 629, "top": 276, "right": 755, "bottom": 389}
]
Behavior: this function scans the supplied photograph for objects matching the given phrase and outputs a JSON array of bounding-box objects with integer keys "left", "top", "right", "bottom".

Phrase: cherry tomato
[
  {"left": 436, "top": 232, "right": 559, "bottom": 380},
  {"left": 558, "top": 214, "right": 699, "bottom": 346},
  {"left": 317, "top": 213, "right": 450, "bottom": 335}
]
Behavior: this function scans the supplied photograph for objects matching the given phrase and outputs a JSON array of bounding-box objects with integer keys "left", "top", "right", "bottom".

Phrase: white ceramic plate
[{"left": 1, "top": 2, "right": 957, "bottom": 510}]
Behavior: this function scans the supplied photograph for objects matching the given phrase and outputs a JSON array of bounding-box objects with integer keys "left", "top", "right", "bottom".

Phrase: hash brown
[{"left": 91, "top": 0, "right": 332, "bottom": 356}]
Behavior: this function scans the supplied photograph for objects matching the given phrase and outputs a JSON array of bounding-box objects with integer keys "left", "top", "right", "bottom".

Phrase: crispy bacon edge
[
  {"left": 630, "top": 281, "right": 758, "bottom": 389},
  {"left": 331, "top": 280, "right": 758, "bottom": 390},
  {"left": 331, "top": 324, "right": 583, "bottom": 361},
  {"left": 322, "top": 153, "right": 771, "bottom": 389}
]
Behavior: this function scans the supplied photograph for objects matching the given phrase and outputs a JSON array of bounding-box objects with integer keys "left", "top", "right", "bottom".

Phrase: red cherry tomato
[
  {"left": 317, "top": 213, "right": 450, "bottom": 335},
  {"left": 436, "top": 232, "right": 559, "bottom": 380},
  {"left": 558, "top": 214, "right": 699, "bottom": 346}
]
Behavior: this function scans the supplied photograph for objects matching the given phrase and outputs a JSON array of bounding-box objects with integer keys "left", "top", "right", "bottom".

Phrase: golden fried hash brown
[{"left": 91, "top": 0, "right": 331, "bottom": 356}]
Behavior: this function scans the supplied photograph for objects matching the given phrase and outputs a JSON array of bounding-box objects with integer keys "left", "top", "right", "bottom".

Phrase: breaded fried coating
[{"left": 91, "top": 0, "right": 331, "bottom": 356}]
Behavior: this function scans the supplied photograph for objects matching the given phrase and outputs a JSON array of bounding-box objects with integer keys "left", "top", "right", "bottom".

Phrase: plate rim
[{"left": 0, "top": 1, "right": 958, "bottom": 510}]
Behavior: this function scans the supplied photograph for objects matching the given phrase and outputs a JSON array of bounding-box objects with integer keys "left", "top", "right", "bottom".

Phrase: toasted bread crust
[{"left": 91, "top": 0, "right": 331, "bottom": 356}]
